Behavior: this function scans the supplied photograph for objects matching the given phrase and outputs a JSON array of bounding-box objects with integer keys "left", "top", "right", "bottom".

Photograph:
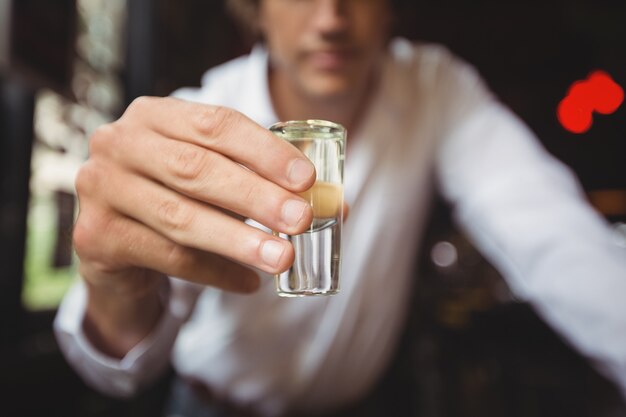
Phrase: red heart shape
[{"left": 557, "top": 71, "right": 623, "bottom": 134}]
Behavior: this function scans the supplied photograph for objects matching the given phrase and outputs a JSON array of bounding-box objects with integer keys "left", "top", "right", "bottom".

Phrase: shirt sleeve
[
  {"left": 436, "top": 97, "right": 626, "bottom": 399},
  {"left": 53, "top": 277, "right": 200, "bottom": 398}
]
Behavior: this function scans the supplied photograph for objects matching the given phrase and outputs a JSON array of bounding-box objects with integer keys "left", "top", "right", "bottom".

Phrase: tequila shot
[{"left": 270, "top": 120, "right": 346, "bottom": 297}]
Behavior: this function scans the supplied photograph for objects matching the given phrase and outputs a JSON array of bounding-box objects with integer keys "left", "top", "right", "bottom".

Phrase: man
[{"left": 55, "top": 0, "right": 626, "bottom": 416}]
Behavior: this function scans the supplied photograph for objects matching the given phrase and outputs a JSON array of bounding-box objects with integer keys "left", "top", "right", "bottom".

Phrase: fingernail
[
  {"left": 288, "top": 158, "right": 315, "bottom": 186},
  {"left": 260, "top": 240, "right": 285, "bottom": 268},
  {"left": 282, "top": 199, "right": 308, "bottom": 228}
]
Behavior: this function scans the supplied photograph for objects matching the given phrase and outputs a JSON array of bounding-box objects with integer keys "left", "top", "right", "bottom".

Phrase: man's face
[{"left": 259, "top": 0, "right": 392, "bottom": 102}]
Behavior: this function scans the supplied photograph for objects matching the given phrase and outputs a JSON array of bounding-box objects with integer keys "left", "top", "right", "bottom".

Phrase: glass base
[{"left": 277, "top": 289, "right": 340, "bottom": 298}]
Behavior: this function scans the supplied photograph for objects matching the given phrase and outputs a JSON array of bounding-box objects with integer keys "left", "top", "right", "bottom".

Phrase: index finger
[{"left": 122, "top": 96, "right": 316, "bottom": 192}]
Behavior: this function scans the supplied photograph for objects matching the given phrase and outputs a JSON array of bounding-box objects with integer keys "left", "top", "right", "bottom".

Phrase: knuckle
[
  {"left": 72, "top": 219, "right": 92, "bottom": 258},
  {"left": 88, "top": 261, "right": 119, "bottom": 276},
  {"left": 194, "top": 105, "right": 238, "bottom": 139},
  {"left": 72, "top": 212, "right": 108, "bottom": 259},
  {"left": 242, "top": 180, "right": 260, "bottom": 207},
  {"left": 168, "top": 145, "right": 209, "bottom": 182},
  {"left": 165, "top": 244, "right": 195, "bottom": 272},
  {"left": 78, "top": 262, "right": 118, "bottom": 281},
  {"left": 156, "top": 199, "right": 195, "bottom": 234},
  {"left": 125, "top": 96, "right": 155, "bottom": 115},
  {"left": 74, "top": 161, "right": 101, "bottom": 197},
  {"left": 89, "top": 123, "right": 120, "bottom": 156}
]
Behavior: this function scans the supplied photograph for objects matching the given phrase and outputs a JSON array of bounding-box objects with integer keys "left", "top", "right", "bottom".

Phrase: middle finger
[
  {"left": 96, "top": 162, "right": 296, "bottom": 274},
  {"left": 109, "top": 131, "right": 313, "bottom": 235}
]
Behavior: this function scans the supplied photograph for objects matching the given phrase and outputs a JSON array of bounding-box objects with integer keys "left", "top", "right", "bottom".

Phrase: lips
[{"left": 306, "top": 48, "right": 356, "bottom": 71}]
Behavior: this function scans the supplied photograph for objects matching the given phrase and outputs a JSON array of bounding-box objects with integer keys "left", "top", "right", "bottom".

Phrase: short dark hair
[{"left": 226, "top": 0, "right": 260, "bottom": 41}]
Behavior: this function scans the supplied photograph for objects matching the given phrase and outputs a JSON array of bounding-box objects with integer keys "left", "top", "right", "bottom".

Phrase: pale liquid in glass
[
  {"left": 275, "top": 180, "right": 343, "bottom": 297},
  {"left": 270, "top": 126, "right": 345, "bottom": 297}
]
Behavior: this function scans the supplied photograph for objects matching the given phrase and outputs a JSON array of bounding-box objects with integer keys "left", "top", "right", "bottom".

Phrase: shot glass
[{"left": 270, "top": 120, "right": 346, "bottom": 297}]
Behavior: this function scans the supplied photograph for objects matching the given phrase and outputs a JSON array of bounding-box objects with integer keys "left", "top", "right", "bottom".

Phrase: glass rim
[{"left": 269, "top": 119, "right": 346, "bottom": 136}]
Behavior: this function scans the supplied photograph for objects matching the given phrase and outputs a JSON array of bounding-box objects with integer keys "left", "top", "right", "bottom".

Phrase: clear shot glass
[{"left": 270, "top": 120, "right": 346, "bottom": 297}]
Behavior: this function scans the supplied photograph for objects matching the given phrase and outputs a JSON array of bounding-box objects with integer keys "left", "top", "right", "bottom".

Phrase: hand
[{"left": 73, "top": 96, "right": 316, "bottom": 296}]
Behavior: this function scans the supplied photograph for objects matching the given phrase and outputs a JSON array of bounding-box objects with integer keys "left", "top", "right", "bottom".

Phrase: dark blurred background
[{"left": 0, "top": 0, "right": 625, "bottom": 416}]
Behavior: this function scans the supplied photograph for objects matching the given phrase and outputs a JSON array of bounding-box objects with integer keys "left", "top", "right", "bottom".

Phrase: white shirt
[{"left": 54, "top": 39, "right": 626, "bottom": 416}]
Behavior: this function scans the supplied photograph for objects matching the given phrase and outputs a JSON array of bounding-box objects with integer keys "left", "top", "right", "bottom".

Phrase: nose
[{"left": 311, "top": 0, "right": 349, "bottom": 35}]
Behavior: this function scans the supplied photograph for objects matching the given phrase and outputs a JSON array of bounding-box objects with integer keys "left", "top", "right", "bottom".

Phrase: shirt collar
[{"left": 239, "top": 44, "right": 279, "bottom": 129}]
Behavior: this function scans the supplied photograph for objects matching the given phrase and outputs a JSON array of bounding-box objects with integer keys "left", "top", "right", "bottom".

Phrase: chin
[{"left": 303, "top": 76, "right": 360, "bottom": 102}]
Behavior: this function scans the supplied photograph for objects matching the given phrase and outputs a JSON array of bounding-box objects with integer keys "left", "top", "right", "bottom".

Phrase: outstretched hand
[{"left": 73, "top": 97, "right": 316, "bottom": 295}]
